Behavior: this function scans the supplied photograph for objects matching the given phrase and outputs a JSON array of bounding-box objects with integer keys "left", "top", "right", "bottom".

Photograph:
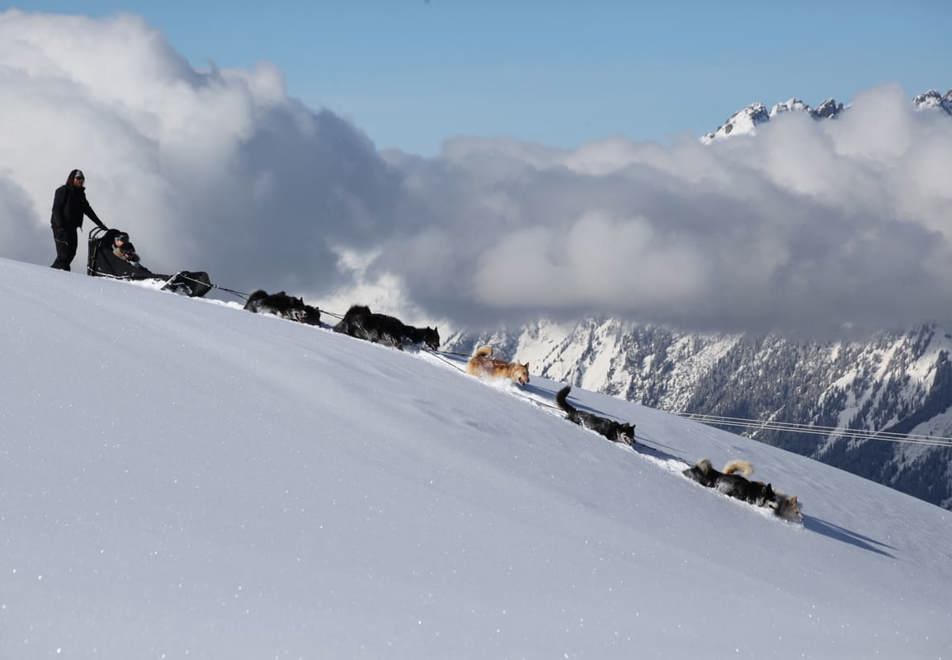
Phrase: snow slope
[{"left": 1, "top": 258, "right": 951, "bottom": 659}]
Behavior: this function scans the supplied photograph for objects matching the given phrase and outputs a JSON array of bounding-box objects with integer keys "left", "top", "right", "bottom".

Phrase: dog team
[
  {"left": 470, "top": 344, "right": 801, "bottom": 522},
  {"left": 244, "top": 290, "right": 802, "bottom": 523},
  {"left": 244, "top": 293, "right": 440, "bottom": 352}
]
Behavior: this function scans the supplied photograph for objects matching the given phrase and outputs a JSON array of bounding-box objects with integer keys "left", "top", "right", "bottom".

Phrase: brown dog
[{"left": 466, "top": 346, "right": 530, "bottom": 385}]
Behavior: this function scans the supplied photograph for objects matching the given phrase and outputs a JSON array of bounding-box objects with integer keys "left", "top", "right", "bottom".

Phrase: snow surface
[
  {"left": 770, "top": 98, "right": 812, "bottom": 117},
  {"left": 1, "top": 258, "right": 951, "bottom": 659},
  {"left": 701, "top": 103, "right": 770, "bottom": 143}
]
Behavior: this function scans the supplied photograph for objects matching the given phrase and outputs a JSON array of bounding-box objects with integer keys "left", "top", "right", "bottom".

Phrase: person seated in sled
[
  {"left": 112, "top": 232, "right": 140, "bottom": 263},
  {"left": 87, "top": 227, "right": 214, "bottom": 298}
]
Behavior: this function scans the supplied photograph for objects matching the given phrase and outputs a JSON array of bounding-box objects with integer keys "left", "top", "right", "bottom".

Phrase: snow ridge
[{"left": 701, "top": 97, "right": 846, "bottom": 142}]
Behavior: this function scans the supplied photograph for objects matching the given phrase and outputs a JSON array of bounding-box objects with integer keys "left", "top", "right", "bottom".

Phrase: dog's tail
[
  {"left": 472, "top": 345, "right": 493, "bottom": 358},
  {"left": 555, "top": 386, "right": 577, "bottom": 414},
  {"left": 723, "top": 459, "right": 753, "bottom": 477}
]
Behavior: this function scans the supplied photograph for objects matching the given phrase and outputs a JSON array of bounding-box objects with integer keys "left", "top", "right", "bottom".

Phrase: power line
[
  {"left": 672, "top": 412, "right": 952, "bottom": 448},
  {"left": 677, "top": 412, "right": 942, "bottom": 441}
]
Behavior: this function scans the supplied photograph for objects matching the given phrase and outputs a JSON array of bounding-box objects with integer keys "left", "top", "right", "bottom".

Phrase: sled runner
[{"left": 86, "top": 227, "right": 212, "bottom": 298}]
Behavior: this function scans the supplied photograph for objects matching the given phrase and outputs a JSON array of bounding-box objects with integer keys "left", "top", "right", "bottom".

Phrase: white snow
[
  {"left": 701, "top": 103, "right": 769, "bottom": 143},
  {"left": 2, "top": 257, "right": 951, "bottom": 659},
  {"left": 770, "top": 98, "right": 812, "bottom": 117},
  {"left": 514, "top": 319, "right": 574, "bottom": 371},
  {"left": 654, "top": 333, "right": 740, "bottom": 410}
]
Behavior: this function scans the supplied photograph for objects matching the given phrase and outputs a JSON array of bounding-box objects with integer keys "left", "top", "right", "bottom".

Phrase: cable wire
[{"left": 672, "top": 411, "right": 952, "bottom": 448}]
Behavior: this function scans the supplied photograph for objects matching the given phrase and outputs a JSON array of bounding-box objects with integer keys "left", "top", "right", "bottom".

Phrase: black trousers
[{"left": 51, "top": 224, "right": 78, "bottom": 271}]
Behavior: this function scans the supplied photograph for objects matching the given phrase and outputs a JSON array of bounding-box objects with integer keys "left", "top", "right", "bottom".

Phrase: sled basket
[{"left": 86, "top": 227, "right": 212, "bottom": 298}]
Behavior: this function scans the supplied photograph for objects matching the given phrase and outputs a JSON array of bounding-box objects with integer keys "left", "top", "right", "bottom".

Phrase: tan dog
[{"left": 466, "top": 346, "right": 530, "bottom": 385}]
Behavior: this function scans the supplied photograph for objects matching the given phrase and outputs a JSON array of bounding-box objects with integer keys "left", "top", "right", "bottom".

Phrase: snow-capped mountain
[
  {"left": 769, "top": 97, "right": 812, "bottom": 116},
  {"left": 701, "top": 102, "right": 771, "bottom": 142},
  {"left": 702, "top": 96, "right": 845, "bottom": 142},
  {"left": 702, "top": 87, "right": 952, "bottom": 142},
  {"left": 769, "top": 97, "right": 845, "bottom": 119},
  {"left": 811, "top": 97, "right": 846, "bottom": 119},
  {"left": 445, "top": 321, "right": 952, "bottom": 511},
  {"left": 913, "top": 88, "right": 952, "bottom": 114}
]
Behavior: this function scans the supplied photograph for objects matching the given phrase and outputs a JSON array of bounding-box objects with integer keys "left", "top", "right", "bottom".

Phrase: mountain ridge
[{"left": 702, "top": 87, "right": 949, "bottom": 142}]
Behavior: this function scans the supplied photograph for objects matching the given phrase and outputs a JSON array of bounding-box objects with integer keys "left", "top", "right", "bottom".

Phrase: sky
[
  {"left": 2, "top": 255, "right": 952, "bottom": 657},
  {"left": 11, "top": 0, "right": 952, "bottom": 155},
  {"left": 1, "top": 8, "right": 952, "bottom": 336}
]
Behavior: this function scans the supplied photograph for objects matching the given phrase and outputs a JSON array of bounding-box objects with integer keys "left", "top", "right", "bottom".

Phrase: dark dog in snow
[
  {"left": 556, "top": 386, "right": 636, "bottom": 447},
  {"left": 682, "top": 458, "right": 802, "bottom": 522},
  {"left": 244, "top": 290, "right": 321, "bottom": 326},
  {"left": 333, "top": 304, "right": 440, "bottom": 351}
]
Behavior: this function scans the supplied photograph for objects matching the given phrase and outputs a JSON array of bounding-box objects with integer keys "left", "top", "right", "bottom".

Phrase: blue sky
[{"left": 13, "top": 1, "right": 952, "bottom": 154}]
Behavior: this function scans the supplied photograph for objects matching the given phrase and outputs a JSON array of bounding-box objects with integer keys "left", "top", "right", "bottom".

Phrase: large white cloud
[
  {"left": 385, "top": 91, "right": 952, "bottom": 334},
  {"left": 0, "top": 10, "right": 408, "bottom": 293},
  {"left": 2, "top": 10, "right": 951, "bottom": 335}
]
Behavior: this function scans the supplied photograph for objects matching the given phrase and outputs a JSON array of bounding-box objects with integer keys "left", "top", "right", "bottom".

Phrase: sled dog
[
  {"left": 332, "top": 304, "right": 440, "bottom": 351},
  {"left": 555, "top": 386, "right": 635, "bottom": 446},
  {"left": 466, "top": 346, "right": 530, "bottom": 385},
  {"left": 244, "top": 290, "right": 321, "bottom": 326}
]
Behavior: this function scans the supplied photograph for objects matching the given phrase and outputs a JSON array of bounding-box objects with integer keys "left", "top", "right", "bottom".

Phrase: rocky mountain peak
[
  {"left": 701, "top": 103, "right": 770, "bottom": 143},
  {"left": 770, "top": 97, "right": 812, "bottom": 117},
  {"left": 811, "top": 98, "right": 845, "bottom": 119},
  {"left": 913, "top": 89, "right": 952, "bottom": 115}
]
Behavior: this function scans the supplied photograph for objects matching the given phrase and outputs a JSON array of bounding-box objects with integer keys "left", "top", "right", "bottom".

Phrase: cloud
[
  {"left": 2, "top": 10, "right": 951, "bottom": 336},
  {"left": 384, "top": 86, "right": 952, "bottom": 334},
  {"left": 0, "top": 177, "right": 48, "bottom": 264},
  {"left": 0, "top": 10, "right": 408, "bottom": 295}
]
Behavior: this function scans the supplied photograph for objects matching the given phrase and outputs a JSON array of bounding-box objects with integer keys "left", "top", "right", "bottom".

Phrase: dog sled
[{"left": 86, "top": 227, "right": 213, "bottom": 298}]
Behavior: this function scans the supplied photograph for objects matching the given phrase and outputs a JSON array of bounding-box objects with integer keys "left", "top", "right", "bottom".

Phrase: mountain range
[{"left": 702, "top": 87, "right": 950, "bottom": 142}]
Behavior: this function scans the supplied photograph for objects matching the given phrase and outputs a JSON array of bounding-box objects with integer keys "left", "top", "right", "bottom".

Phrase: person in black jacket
[{"left": 50, "top": 169, "right": 107, "bottom": 270}]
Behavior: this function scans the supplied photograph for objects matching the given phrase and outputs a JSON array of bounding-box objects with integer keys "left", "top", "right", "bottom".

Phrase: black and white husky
[{"left": 556, "top": 386, "right": 636, "bottom": 446}]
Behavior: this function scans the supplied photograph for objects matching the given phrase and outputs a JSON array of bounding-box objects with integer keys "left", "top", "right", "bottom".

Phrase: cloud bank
[
  {"left": 0, "top": 10, "right": 410, "bottom": 295},
  {"left": 2, "top": 10, "right": 951, "bottom": 336}
]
